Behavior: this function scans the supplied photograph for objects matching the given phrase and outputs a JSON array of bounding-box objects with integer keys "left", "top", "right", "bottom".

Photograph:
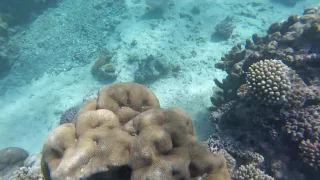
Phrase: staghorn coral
[
  {"left": 232, "top": 164, "right": 274, "bottom": 180},
  {"left": 41, "top": 82, "right": 230, "bottom": 180},
  {"left": 299, "top": 139, "right": 320, "bottom": 170}
]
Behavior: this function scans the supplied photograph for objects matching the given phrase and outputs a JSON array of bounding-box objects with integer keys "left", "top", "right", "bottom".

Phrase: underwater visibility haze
[{"left": 0, "top": 0, "right": 320, "bottom": 179}]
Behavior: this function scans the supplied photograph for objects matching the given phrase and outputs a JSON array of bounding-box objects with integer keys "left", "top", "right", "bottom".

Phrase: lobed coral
[{"left": 41, "top": 82, "right": 230, "bottom": 180}]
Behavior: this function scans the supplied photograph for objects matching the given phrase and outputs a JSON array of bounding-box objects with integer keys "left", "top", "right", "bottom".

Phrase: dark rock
[{"left": 0, "top": 147, "right": 29, "bottom": 178}]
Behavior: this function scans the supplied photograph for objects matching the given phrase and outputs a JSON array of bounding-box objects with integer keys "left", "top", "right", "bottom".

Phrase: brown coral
[
  {"left": 41, "top": 82, "right": 230, "bottom": 180},
  {"left": 97, "top": 82, "right": 160, "bottom": 124},
  {"left": 232, "top": 164, "right": 274, "bottom": 180},
  {"left": 213, "top": 7, "right": 320, "bottom": 105},
  {"left": 299, "top": 139, "right": 320, "bottom": 170},
  {"left": 282, "top": 105, "right": 320, "bottom": 142}
]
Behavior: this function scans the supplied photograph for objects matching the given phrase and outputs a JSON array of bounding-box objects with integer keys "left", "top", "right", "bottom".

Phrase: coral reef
[
  {"left": 232, "top": 164, "right": 274, "bottom": 180},
  {"left": 299, "top": 139, "right": 320, "bottom": 170},
  {"left": 41, "top": 82, "right": 230, "bottom": 180},
  {"left": 282, "top": 105, "right": 320, "bottom": 142},
  {"left": 209, "top": 5, "right": 320, "bottom": 179}
]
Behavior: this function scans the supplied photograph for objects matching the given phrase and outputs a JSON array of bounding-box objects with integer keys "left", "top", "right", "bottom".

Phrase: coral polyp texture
[
  {"left": 299, "top": 139, "right": 320, "bottom": 170},
  {"left": 282, "top": 105, "right": 320, "bottom": 142},
  {"left": 209, "top": 5, "right": 320, "bottom": 179},
  {"left": 232, "top": 164, "right": 274, "bottom": 180},
  {"left": 246, "top": 59, "right": 291, "bottom": 106},
  {"left": 41, "top": 82, "right": 230, "bottom": 180}
]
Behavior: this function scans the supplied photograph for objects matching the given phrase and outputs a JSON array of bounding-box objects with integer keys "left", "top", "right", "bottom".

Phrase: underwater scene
[{"left": 0, "top": 0, "right": 320, "bottom": 179}]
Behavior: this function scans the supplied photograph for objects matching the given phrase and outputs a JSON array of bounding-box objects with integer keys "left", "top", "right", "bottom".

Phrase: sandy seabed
[{"left": 0, "top": 0, "right": 317, "bottom": 154}]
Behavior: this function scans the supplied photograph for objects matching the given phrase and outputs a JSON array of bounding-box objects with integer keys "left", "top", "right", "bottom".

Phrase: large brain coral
[{"left": 41, "top": 82, "right": 230, "bottom": 180}]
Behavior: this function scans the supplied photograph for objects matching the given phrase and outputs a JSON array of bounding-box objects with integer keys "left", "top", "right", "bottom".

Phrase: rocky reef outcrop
[{"left": 209, "top": 5, "right": 320, "bottom": 180}]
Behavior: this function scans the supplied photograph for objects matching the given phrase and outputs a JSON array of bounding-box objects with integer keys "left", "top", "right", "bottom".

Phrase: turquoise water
[{"left": 0, "top": 0, "right": 319, "bottom": 179}]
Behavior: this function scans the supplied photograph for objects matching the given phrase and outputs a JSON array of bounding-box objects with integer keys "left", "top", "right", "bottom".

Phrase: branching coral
[
  {"left": 299, "top": 139, "right": 320, "bottom": 170},
  {"left": 41, "top": 82, "right": 230, "bottom": 180},
  {"left": 232, "top": 164, "right": 274, "bottom": 180},
  {"left": 282, "top": 105, "right": 320, "bottom": 142},
  {"left": 209, "top": 5, "right": 320, "bottom": 176}
]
